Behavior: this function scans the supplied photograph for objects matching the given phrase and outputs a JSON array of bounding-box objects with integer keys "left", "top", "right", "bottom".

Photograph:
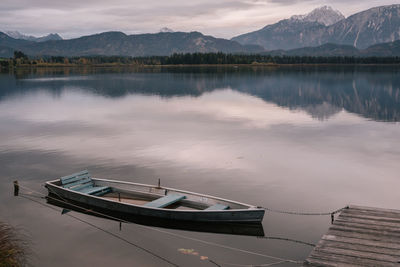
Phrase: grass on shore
[{"left": 0, "top": 222, "right": 28, "bottom": 267}]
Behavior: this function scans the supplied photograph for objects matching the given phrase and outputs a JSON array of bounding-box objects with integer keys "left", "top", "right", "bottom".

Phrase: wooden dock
[{"left": 304, "top": 205, "right": 400, "bottom": 266}]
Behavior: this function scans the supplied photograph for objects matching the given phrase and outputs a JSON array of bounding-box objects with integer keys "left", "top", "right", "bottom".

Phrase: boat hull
[
  {"left": 47, "top": 195, "right": 265, "bottom": 236},
  {"left": 45, "top": 181, "right": 265, "bottom": 223}
]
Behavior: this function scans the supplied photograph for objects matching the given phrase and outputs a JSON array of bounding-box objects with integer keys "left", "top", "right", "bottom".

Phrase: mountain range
[
  {"left": 5, "top": 31, "right": 62, "bottom": 42},
  {"left": 0, "top": 4, "right": 400, "bottom": 58},
  {"left": 0, "top": 31, "right": 263, "bottom": 57},
  {"left": 265, "top": 41, "right": 400, "bottom": 57},
  {"left": 232, "top": 4, "right": 400, "bottom": 50}
]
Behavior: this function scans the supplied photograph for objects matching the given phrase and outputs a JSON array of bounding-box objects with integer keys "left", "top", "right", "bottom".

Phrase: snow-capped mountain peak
[
  {"left": 5, "top": 30, "right": 62, "bottom": 42},
  {"left": 291, "top": 6, "right": 345, "bottom": 26},
  {"left": 5, "top": 31, "right": 28, "bottom": 39}
]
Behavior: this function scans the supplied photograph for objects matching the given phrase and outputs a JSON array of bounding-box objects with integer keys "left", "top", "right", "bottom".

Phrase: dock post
[
  {"left": 118, "top": 192, "right": 121, "bottom": 202},
  {"left": 157, "top": 178, "right": 161, "bottom": 188},
  {"left": 13, "top": 180, "right": 19, "bottom": 196},
  {"left": 331, "top": 213, "right": 334, "bottom": 224},
  {"left": 119, "top": 222, "right": 122, "bottom": 231}
]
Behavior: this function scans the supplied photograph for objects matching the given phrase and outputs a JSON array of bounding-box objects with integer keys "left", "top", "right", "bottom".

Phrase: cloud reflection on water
[
  {"left": 0, "top": 88, "right": 318, "bottom": 171},
  {"left": 0, "top": 68, "right": 400, "bottom": 267}
]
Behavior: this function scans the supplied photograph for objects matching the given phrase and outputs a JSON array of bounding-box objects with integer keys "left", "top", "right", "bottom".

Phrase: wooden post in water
[
  {"left": 157, "top": 178, "right": 161, "bottom": 188},
  {"left": 13, "top": 180, "right": 19, "bottom": 196},
  {"left": 118, "top": 192, "right": 121, "bottom": 202}
]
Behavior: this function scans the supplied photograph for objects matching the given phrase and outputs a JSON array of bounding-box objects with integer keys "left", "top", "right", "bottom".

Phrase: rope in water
[
  {"left": 17, "top": 183, "right": 304, "bottom": 266},
  {"left": 19, "top": 194, "right": 180, "bottom": 267},
  {"left": 257, "top": 236, "right": 315, "bottom": 247},
  {"left": 19, "top": 183, "right": 348, "bottom": 217},
  {"left": 217, "top": 260, "right": 289, "bottom": 267},
  {"left": 19, "top": 193, "right": 300, "bottom": 267},
  {"left": 19, "top": 188, "right": 317, "bottom": 247}
]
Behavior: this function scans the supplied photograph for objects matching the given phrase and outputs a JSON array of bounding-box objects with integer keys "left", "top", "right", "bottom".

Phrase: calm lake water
[{"left": 0, "top": 66, "right": 399, "bottom": 266}]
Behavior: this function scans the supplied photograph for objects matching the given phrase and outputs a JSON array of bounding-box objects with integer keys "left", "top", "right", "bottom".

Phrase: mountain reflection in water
[{"left": 1, "top": 66, "right": 399, "bottom": 122}]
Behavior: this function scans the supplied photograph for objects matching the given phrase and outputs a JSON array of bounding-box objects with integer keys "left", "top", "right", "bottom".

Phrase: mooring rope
[
  {"left": 20, "top": 193, "right": 300, "bottom": 267},
  {"left": 257, "top": 236, "right": 315, "bottom": 247},
  {"left": 16, "top": 183, "right": 304, "bottom": 266},
  {"left": 19, "top": 194, "right": 180, "bottom": 267},
  {"left": 41, "top": 185, "right": 304, "bottom": 263},
  {"left": 217, "top": 260, "right": 288, "bottom": 267},
  {"left": 19, "top": 183, "right": 348, "bottom": 217}
]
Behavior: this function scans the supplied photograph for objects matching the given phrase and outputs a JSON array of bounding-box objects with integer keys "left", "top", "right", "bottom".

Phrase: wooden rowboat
[
  {"left": 45, "top": 170, "right": 265, "bottom": 223},
  {"left": 46, "top": 196, "right": 265, "bottom": 236}
]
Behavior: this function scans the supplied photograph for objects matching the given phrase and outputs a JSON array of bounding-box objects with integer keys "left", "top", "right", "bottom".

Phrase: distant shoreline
[
  {"left": 2, "top": 52, "right": 400, "bottom": 70},
  {"left": 3, "top": 62, "right": 400, "bottom": 70}
]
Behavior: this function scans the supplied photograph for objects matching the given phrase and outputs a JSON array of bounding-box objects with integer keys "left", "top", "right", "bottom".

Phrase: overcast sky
[{"left": 1, "top": 0, "right": 398, "bottom": 39}]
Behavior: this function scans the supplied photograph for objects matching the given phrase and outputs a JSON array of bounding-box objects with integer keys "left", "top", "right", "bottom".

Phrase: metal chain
[{"left": 262, "top": 206, "right": 348, "bottom": 216}]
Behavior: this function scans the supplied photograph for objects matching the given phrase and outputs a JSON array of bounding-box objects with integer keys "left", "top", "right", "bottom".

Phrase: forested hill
[{"left": 0, "top": 31, "right": 264, "bottom": 57}]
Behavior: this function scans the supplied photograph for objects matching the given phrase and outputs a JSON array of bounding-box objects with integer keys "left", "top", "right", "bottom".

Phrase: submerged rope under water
[
  {"left": 19, "top": 194, "right": 181, "bottom": 267},
  {"left": 15, "top": 183, "right": 347, "bottom": 266}
]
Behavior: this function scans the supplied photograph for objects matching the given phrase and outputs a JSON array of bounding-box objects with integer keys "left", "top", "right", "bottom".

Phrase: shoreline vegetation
[
  {"left": 0, "top": 222, "right": 28, "bottom": 267},
  {"left": 1, "top": 52, "right": 400, "bottom": 70}
]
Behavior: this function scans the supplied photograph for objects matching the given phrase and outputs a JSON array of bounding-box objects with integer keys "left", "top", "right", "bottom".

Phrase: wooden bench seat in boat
[
  {"left": 77, "top": 186, "right": 110, "bottom": 195},
  {"left": 144, "top": 194, "right": 186, "bottom": 208},
  {"left": 60, "top": 170, "right": 91, "bottom": 187},
  {"left": 60, "top": 170, "right": 111, "bottom": 196},
  {"left": 205, "top": 203, "right": 229, "bottom": 210}
]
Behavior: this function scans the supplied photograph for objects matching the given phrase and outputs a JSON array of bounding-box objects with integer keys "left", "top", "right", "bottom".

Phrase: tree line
[
  {"left": 135, "top": 53, "right": 400, "bottom": 65},
  {"left": 1, "top": 51, "right": 400, "bottom": 69}
]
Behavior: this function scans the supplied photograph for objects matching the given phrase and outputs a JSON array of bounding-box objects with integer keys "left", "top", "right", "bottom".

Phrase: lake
[{"left": 1, "top": 66, "right": 399, "bottom": 266}]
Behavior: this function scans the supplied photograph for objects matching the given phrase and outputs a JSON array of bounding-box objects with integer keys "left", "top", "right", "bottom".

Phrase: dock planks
[{"left": 304, "top": 205, "right": 400, "bottom": 266}]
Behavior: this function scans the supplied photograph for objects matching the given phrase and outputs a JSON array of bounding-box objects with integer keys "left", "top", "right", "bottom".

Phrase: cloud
[{"left": 0, "top": 0, "right": 397, "bottom": 39}]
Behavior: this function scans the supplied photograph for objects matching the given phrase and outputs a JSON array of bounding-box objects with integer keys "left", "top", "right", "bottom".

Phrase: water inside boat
[{"left": 102, "top": 192, "right": 199, "bottom": 210}]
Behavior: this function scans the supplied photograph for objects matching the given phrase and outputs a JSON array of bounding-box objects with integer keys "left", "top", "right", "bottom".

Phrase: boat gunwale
[{"left": 45, "top": 178, "right": 263, "bottom": 213}]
